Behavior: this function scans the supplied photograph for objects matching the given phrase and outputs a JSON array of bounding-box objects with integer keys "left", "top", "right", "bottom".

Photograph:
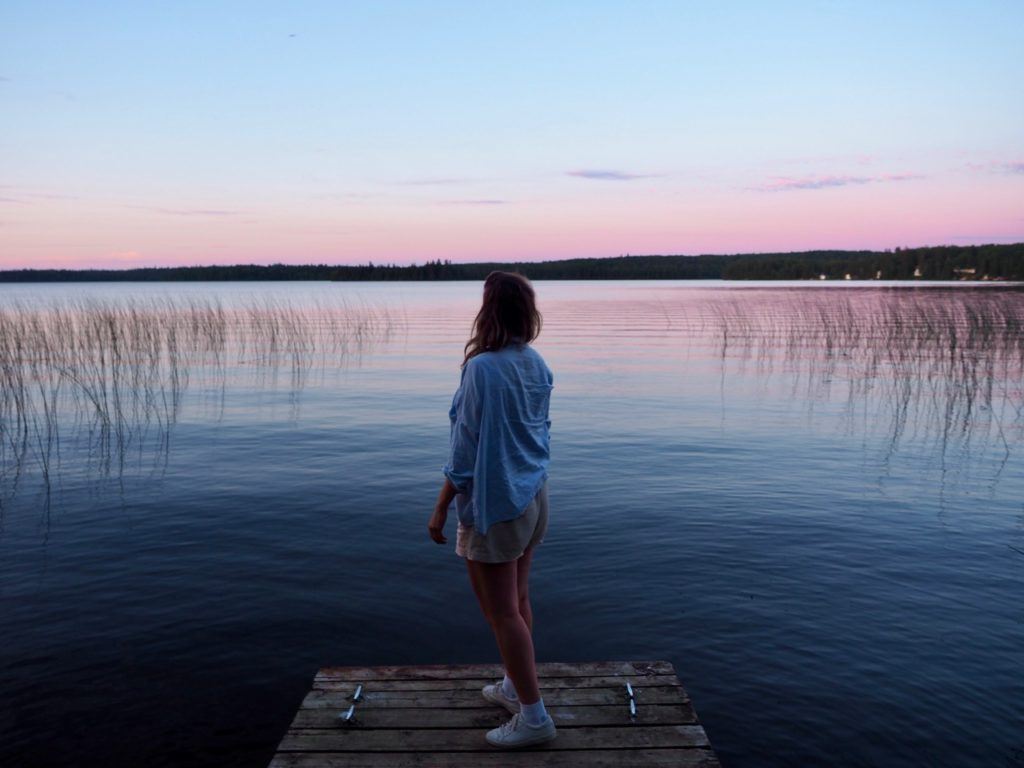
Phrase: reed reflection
[
  {"left": 0, "top": 297, "right": 398, "bottom": 514},
  {"left": 700, "top": 288, "right": 1023, "bottom": 477}
]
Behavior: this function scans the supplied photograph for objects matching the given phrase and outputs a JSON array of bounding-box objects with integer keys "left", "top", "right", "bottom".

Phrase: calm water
[{"left": 1, "top": 281, "right": 1022, "bottom": 768}]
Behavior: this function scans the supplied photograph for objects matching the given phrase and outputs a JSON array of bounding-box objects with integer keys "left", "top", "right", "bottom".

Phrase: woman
[{"left": 427, "top": 271, "right": 557, "bottom": 749}]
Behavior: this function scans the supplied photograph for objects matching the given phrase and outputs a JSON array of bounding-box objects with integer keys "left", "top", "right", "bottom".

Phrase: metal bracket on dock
[
  {"left": 625, "top": 681, "right": 638, "bottom": 722},
  {"left": 338, "top": 684, "right": 364, "bottom": 726}
]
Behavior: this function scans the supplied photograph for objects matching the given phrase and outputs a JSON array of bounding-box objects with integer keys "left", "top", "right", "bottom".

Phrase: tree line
[
  {"left": 0, "top": 243, "right": 1019, "bottom": 282},
  {"left": 720, "top": 244, "right": 1022, "bottom": 280}
]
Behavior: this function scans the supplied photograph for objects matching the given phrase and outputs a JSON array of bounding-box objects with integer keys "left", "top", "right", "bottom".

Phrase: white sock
[
  {"left": 500, "top": 673, "right": 518, "bottom": 700},
  {"left": 520, "top": 697, "right": 549, "bottom": 726}
]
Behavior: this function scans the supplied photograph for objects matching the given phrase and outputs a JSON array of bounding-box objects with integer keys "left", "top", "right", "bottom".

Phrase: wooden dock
[{"left": 270, "top": 660, "right": 721, "bottom": 767}]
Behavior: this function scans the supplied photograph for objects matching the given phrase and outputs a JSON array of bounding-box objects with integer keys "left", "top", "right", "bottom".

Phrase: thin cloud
[
  {"left": 776, "top": 152, "right": 878, "bottom": 167},
  {"left": 402, "top": 177, "right": 478, "bottom": 186},
  {"left": 763, "top": 175, "right": 873, "bottom": 191},
  {"left": 441, "top": 199, "right": 508, "bottom": 206},
  {"left": 873, "top": 173, "right": 920, "bottom": 182},
  {"left": 157, "top": 208, "right": 238, "bottom": 217},
  {"left": 965, "top": 160, "right": 1024, "bottom": 175},
  {"left": 130, "top": 206, "right": 241, "bottom": 217},
  {"left": 0, "top": 186, "right": 78, "bottom": 202},
  {"left": 755, "top": 173, "right": 921, "bottom": 192},
  {"left": 25, "top": 191, "right": 78, "bottom": 201},
  {"left": 567, "top": 169, "right": 658, "bottom": 181},
  {"left": 313, "top": 192, "right": 375, "bottom": 201}
]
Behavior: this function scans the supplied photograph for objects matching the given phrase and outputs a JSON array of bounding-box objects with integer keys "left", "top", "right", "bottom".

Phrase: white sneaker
[
  {"left": 485, "top": 712, "right": 557, "bottom": 749},
  {"left": 481, "top": 681, "right": 520, "bottom": 714}
]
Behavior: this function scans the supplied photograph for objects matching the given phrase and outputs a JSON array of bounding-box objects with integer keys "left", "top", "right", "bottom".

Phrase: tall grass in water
[
  {"left": 704, "top": 288, "right": 1024, "bottom": 474},
  {"left": 0, "top": 296, "right": 398, "bottom": 513}
]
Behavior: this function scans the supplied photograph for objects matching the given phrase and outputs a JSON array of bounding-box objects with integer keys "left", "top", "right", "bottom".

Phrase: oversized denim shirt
[{"left": 443, "top": 344, "right": 553, "bottom": 535}]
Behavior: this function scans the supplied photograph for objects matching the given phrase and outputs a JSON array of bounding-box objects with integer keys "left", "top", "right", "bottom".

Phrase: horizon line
[{"left": 2, "top": 241, "right": 1022, "bottom": 273}]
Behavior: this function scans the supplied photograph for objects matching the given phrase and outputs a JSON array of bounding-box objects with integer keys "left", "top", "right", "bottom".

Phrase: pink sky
[{"left": 2, "top": 164, "right": 1021, "bottom": 269}]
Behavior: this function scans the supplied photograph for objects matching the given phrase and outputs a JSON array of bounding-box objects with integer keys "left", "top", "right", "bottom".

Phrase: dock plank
[
  {"left": 312, "top": 673, "right": 684, "bottom": 692},
  {"left": 270, "top": 749, "right": 722, "bottom": 768},
  {"left": 288, "top": 702, "right": 698, "bottom": 729},
  {"left": 299, "top": 686, "right": 688, "bottom": 709},
  {"left": 315, "top": 660, "right": 672, "bottom": 681},
  {"left": 278, "top": 724, "right": 709, "bottom": 751},
  {"left": 270, "top": 660, "right": 720, "bottom": 767}
]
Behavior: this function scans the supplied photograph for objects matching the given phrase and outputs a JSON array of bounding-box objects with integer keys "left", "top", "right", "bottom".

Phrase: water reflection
[
  {"left": 700, "top": 289, "right": 1023, "bottom": 474},
  {"left": 0, "top": 297, "right": 398, "bottom": 514}
]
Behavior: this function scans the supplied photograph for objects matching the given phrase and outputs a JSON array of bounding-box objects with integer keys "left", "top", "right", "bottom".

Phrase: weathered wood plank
[
  {"left": 299, "top": 685, "right": 688, "bottom": 709},
  {"left": 315, "top": 660, "right": 672, "bottom": 682},
  {"left": 277, "top": 724, "right": 710, "bottom": 752},
  {"left": 287, "top": 702, "right": 698, "bottom": 729},
  {"left": 269, "top": 748, "right": 722, "bottom": 767},
  {"left": 312, "top": 673, "right": 683, "bottom": 692}
]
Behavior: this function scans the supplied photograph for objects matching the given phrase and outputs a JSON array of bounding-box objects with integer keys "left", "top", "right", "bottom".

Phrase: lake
[{"left": 1, "top": 280, "right": 1022, "bottom": 767}]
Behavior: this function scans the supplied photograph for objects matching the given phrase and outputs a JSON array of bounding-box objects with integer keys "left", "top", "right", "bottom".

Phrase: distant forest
[{"left": 1, "top": 243, "right": 1020, "bottom": 282}]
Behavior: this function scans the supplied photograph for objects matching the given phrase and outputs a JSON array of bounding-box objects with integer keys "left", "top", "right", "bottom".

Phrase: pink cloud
[
  {"left": 401, "top": 177, "right": 479, "bottom": 186},
  {"left": 127, "top": 206, "right": 241, "bottom": 217},
  {"left": 157, "top": 208, "right": 239, "bottom": 216},
  {"left": 0, "top": 186, "right": 77, "bottom": 203},
  {"left": 965, "top": 160, "right": 1024, "bottom": 175},
  {"left": 441, "top": 199, "right": 508, "bottom": 205},
  {"left": 313, "top": 192, "right": 375, "bottom": 200},
  {"left": 755, "top": 173, "right": 921, "bottom": 192},
  {"left": 25, "top": 191, "right": 79, "bottom": 200},
  {"left": 567, "top": 169, "right": 659, "bottom": 181}
]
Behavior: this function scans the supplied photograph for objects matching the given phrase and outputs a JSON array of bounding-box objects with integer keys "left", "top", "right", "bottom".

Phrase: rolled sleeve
[{"left": 442, "top": 361, "right": 484, "bottom": 492}]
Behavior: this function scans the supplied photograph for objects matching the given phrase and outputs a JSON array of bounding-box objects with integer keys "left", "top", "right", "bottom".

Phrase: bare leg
[
  {"left": 466, "top": 557, "right": 488, "bottom": 617},
  {"left": 467, "top": 557, "right": 541, "bottom": 705},
  {"left": 516, "top": 545, "right": 535, "bottom": 632},
  {"left": 466, "top": 546, "right": 535, "bottom": 636}
]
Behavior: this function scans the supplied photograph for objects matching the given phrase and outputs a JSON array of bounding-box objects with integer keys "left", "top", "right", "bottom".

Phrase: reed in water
[
  {"left": 0, "top": 296, "right": 399, "bottom": 511},
  {"left": 703, "top": 288, "right": 1024, "bottom": 471}
]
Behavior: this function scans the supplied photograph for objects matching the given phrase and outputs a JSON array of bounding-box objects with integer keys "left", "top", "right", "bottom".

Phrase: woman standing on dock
[{"left": 428, "top": 271, "right": 557, "bottom": 749}]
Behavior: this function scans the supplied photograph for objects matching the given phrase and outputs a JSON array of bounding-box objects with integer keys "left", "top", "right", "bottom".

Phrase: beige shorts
[{"left": 455, "top": 482, "right": 549, "bottom": 564}]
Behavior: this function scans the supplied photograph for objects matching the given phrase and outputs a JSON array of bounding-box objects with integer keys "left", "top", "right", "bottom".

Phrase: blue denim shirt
[{"left": 443, "top": 343, "right": 553, "bottom": 535}]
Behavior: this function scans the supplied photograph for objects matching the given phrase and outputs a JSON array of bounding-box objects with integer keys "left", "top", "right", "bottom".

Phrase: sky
[{"left": 1, "top": 1, "right": 1022, "bottom": 269}]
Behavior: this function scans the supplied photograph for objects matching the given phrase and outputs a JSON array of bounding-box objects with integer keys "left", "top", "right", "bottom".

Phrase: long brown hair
[{"left": 462, "top": 271, "right": 542, "bottom": 366}]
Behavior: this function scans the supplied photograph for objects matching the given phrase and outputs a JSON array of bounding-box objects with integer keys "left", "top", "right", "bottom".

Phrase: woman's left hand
[
  {"left": 430, "top": 479, "right": 458, "bottom": 544},
  {"left": 428, "top": 506, "right": 448, "bottom": 544}
]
